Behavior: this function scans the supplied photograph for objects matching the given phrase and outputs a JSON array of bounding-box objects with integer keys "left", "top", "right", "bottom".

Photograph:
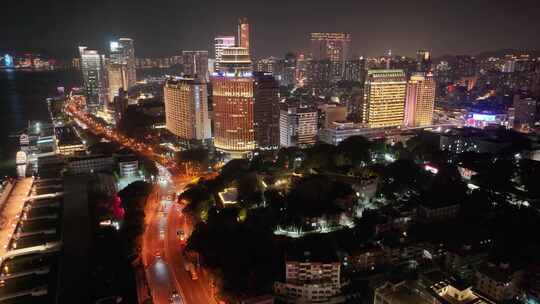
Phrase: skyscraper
[
  {"left": 416, "top": 49, "right": 432, "bottom": 72},
  {"left": 164, "top": 76, "right": 211, "bottom": 148},
  {"left": 79, "top": 46, "right": 107, "bottom": 112},
  {"left": 306, "top": 59, "right": 332, "bottom": 86},
  {"left": 219, "top": 47, "right": 252, "bottom": 74},
  {"left": 404, "top": 73, "right": 436, "bottom": 127},
  {"left": 253, "top": 72, "right": 280, "bottom": 150},
  {"left": 214, "top": 36, "right": 236, "bottom": 71},
  {"left": 182, "top": 50, "right": 209, "bottom": 81},
  {"left": 110, "top": 38, "right": 136, "bottom": 87},
  {"left": 279, "top": 103, "right": 318, "bottom": 148},
  {"left": 108, "top": 38, "right": 136, "bottom": 103},
  {"left": 310, "top": 33, "right": 351, "bottom": 63},
  {"left": 343, "top": 58, "right": 365, "bottom": 82},
  {"left": 212, "top": 74, "right": 255, "bottom": 158},
  {"left": 361, "top": 70, "right": 407, "bottom": 128},
  {"left": 513, "top": 95, "right": 537, "bottom": 132},
  {"left": 237, "top": 17, "right": 250, "bottom": 51}
]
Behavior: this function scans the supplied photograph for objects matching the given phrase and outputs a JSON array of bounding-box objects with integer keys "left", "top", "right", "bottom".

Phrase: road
[
  {"left": 66, "top": 97, "right": 218, "bottom": 304},
  {"left": 142, "top": 184, "right": 177, "bottom": 304},
  {"left": 165, "top": 201, "right": 215, "bottom": 304}
]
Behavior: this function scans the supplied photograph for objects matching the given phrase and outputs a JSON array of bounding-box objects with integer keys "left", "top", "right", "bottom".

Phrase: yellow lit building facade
[
  {"left": 164, "top": 77, "right": 211, "bottom": 146},
  {"left": 404, "top": 73, "right": 436, "bottom": 127},
  {"left": 361, "top": 69, "right": 407, "bottom": 128},
  {"left": 212, "top": 75, "right": 255, "bottom": 157}
]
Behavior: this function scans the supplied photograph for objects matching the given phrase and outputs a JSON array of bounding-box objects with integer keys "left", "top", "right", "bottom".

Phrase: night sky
[{"left": 3, "top": 0, "right": 540, "bottom": 59}]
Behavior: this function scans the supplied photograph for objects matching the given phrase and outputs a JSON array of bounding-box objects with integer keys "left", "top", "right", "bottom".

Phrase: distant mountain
[
  {"left": 435, "top": 49, "right": 540, "bottom": 62},
  {"left": 474, "top": 49, "right": 540, "bottom": 59}
]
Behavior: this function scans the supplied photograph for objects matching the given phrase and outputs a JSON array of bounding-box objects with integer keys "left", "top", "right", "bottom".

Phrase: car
[
  {"left": 177, "top": 229, "right": 185, "bottom": 241},
  {"left": 169, "top": 291, "right": 180, "bottom": 303}
]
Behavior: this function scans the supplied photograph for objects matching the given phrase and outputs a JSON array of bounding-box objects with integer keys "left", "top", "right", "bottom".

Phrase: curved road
[{"left": 66, "top": 99, "right": 216, "bottom": 304}]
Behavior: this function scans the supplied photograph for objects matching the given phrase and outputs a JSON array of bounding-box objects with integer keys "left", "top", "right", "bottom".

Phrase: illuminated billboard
[{"left": 472, "top": 113, "right": 497, "bottom": 122}]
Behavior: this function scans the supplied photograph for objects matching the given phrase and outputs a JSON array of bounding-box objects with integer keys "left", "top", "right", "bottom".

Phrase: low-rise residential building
[
  {"left": 374, "top": 270, "right": 495, "bottom": 304},
  {"left": 117, "top": 154, "right": 139, "bottom": 177},
  {"left": 474, "top": 263, "right": 523, "bottom": 302},
  {"left": 274, "top": 251, "right": 345, "bottom": 303},
  {"left": 67, "top": 154, "right": 114, "bottom": 174},
  {"left": 55, "top": 126, "right": 85, "bottom": 156},
  {"left": 346, "top": 245, "right": 386, "bottom": 271},
  {"left": 374, "top": 281, "right": 438, "bottom": 304},
  {"left": 417, "top": 203, "right": 460, "bottom": 223}
]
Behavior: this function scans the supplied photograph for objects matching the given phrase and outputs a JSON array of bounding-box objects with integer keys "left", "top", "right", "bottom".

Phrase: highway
[{"left": 65, "top": 98, "right": 216, "bottom": 304}]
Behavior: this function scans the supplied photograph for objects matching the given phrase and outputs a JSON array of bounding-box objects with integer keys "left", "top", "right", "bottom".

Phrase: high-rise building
[
  {"left": 281, "top": 53, "right": 297, "bottom": 87},
  {"left": 182, "top": 50, "right": 209, "bottom": 81},
  {"left": 513, "top": 95, "right": 537, "bottom": 132},
  {"left": 164, "top": 76, "right": 211, "bottom": 148},
  {"left": 404, "top": 73, "right": 436, "bottom": 127},
  {"left": 253, "top": 72, "right": 280, "bottom": 150},
  {"left": 310, "top": 33, "right": 351, "bottom": 63},
  {"left": 219, "top": 47, "right": 252, "bottom": 74},
  {"left": 108, "top": 38, "right": 136, "bottom": 103},
  {"left": 255, "top": 57, "right": 280, "bottom": 74},
  {"left": 361, "top": 69, "right": 407, "bottom": 128},
  {"left": 306, "top": 59, "right": 332, "bottom": 86},
  {"left": 107, "top": 61, "right": 126, "bottom": 104},
  {"left": 343, "top": 58, "right": 365, "bottom": 82},
  {"left": 279, "top": 103, "right": 318, "bottom": 148},
  {"left": 416, "top": 49, "right": 432, "bottom": 72},
  {"left": 237, "top": 17, "right": 250, "bottom": 51},
  {"left": 113, "top": 89, "right": 129, "bottom": 124},
  {"left": 79, "top": 46, "right": 107, "bottom": 112},
  {"left": 214, "top": 36, "right": 236, "bottom": 71},
  {"left": 212, "top": 74, "right": 255, "bottom": 157},
  {"left": 452, "top": 55, "right": 477, "bottom": 79},
  {"left": 110, "top": 38, "right": 136, "bottom": 87}
]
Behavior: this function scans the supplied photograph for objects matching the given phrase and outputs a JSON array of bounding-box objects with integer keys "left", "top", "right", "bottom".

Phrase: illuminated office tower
[
  {"left": 416, "top": 49, "right": 432, "bottom": 72},
  {"left": 79, "top": 46, "right": 107, "bottom": 112},
  {"left": 110, "top": 38, "right": 136, "bottom": 88},
  {"left": 253, "top": 72, "right": 280, "bottom": 150},
  {"left": 513, "top": 95, "right": 537, "bottom": 132},
  {"left": 212, "top": 74, "right": 255, "bottom": 158},
  {"left": 214, "top": 36, "right": 236, "bottom": 71},
  {"left": 237, "top": 17, "right": 250, "bottom": 50},
  {"left": 404, "top": 73, "right": 436, "bottom": 127},
  {"left": 310, "top": 33, "right": 351, "bottom": 63},
  {"left": 164, "top": 76, "right": 211, "bottom": 148},
  {"left": 279, "top": 103, "right": 318, "bottom": 148},
  {"left": 361, "top": 69, "right": 407, "bottom": 128},
  {"left": 182, "top": 50, "right": 209, "bottom": 81},
  {"left": 108, "top": 38, "right": 136, "bottom": 102},
  {"left": 219, "top": 47, "right": 252, "bottom": 74}
]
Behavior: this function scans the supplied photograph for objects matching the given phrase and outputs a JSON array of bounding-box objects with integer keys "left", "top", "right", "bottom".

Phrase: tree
[
  {"left": 337, "top": 135, "right": 371, "bottom": 167},
  {"left": 179, "top": 148, "right": 209, "bottom": 164},
  {"left": 302, "top": 144, "right": 338, "bottom": 172},
  {"left": 118, "top": 181, "right": 152, "bottom": 259}
]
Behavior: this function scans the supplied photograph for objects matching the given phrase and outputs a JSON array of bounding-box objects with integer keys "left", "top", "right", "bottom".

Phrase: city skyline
[{"left": 2, "top": 0, "right": 540, "bottom": 59}]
